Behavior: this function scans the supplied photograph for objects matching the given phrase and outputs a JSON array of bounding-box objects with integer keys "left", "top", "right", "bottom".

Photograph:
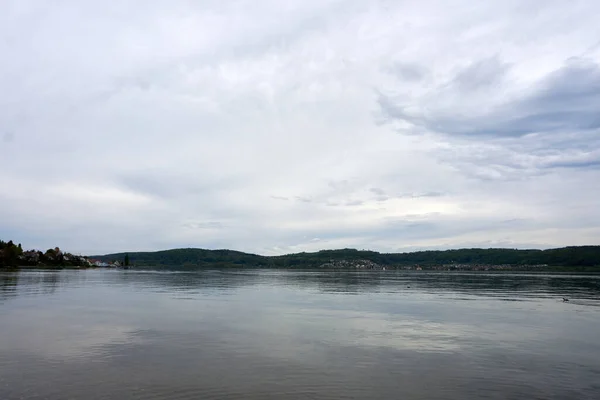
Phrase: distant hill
[{"left": 93, "top": 246, "right": 600, "bottom": 269}]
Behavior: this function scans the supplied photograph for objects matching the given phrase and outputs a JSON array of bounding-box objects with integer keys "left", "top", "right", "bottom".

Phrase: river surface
[{"left": 1, "top": 269, "right": 600, "bottom": 399}]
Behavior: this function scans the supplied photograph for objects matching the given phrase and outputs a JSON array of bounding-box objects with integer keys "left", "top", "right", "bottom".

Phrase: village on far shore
[
  {"left": 0, "top": 240, "right": 129, "bottom": 269},
  {"left": 21, "top": 248, "right": 128, "bottom": 268},
  {"left": 85, "top": 258, "right": 126, "bottom": 268}
]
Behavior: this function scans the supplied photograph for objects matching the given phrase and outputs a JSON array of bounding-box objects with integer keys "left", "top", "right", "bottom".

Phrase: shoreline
[{"left": 4, "top": 265, "right": 599, "bottom": 273}]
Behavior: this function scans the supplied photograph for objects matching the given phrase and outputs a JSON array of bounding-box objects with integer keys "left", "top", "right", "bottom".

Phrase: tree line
[
  {"left": 0, "top": 240, "right": 90, "bottom": 268},
  {"left": 93, "top": 246, "right": 600, "bottom": 269}
]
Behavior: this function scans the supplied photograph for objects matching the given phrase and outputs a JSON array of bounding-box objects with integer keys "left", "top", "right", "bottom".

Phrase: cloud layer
[{"left": 1, "top": 0, "right": 599, "bottom": 255}]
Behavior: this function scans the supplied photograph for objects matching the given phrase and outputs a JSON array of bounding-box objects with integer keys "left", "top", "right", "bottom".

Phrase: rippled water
[{"left": 1, "top": 269, "right": 600, "bottom": 399}]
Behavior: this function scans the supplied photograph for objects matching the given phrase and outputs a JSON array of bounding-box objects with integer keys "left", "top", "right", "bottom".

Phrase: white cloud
[{"left": 1, "top": 0, "right": 599, "bottom": 255}]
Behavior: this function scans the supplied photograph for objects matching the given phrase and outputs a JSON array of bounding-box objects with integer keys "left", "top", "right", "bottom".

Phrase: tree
[
  {"left": 45, "top": 248, "right": 57, "bottom": 260},
  {"left": 3, "top": 242, "right": 19, "bottom": 266},
  {"left": 124, "top": 254, "right": 130, "bottom": 267}
]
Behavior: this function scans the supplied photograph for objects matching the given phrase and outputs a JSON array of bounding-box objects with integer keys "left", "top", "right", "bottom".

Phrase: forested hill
[{"left": 94, "top": 246, "right": 600, "bottom": 269}]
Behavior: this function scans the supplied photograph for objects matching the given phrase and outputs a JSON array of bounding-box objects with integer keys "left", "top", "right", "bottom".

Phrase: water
[{"left": 1, "top": 269, "right": 600, "bottom": 399}]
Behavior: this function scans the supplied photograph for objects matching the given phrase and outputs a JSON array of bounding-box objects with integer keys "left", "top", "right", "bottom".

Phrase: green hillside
[{"left": 94, "top": 246, "right": 600, "bottom": 269}]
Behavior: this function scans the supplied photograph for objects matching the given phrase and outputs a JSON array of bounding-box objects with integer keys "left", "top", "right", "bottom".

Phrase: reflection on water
[{"left": 1, "top": 269, "right": 600, "bottom": 399}]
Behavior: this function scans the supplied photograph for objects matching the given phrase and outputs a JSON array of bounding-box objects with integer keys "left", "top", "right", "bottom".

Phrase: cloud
[
  {"left": 452, "top": 57, "right": 509, "bottom": 92},
  {"left": 378, "top": 58, "right": 600, "bottom": 137},
  {"left": 385, "top": 62, "right": 428, "bottom": 82},
  {"left": 1, "top": 0, "right": 600, "bottom": 254},
  {"left": 295, "top": 196, "right": 313, "bottom": 203},
  {"left": 183, "top": 221, "right": 224, "bottom": 230},
  {"left": 2, "top": 132, "right": 14, "bottom": 143}
]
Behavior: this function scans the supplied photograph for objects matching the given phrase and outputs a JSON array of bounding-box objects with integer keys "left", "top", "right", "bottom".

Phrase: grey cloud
[
  {"left": 411, "top": 191, "right": 444, "bottom": 198},
  {"left": 399, "top": 212, "right": 442, "bottom": 220},
  {"left": 369, "top": 187, "right": 389, "bottom": 201},
  {"left": 117, "top": 172, "right": 243, "bottom": 200},
  {"left": 500, "top": 218, "right": 528, "bottom": 225},
  {"left": 544, "top": 159, "right": 600, "bottom": 169},
  {"left": 393, "top": 191, "right": 445, "bottom": 199},
  {"left": 295, "top": 196, "right": 312, "bottom": 203},
  {"left": 322, "top": 190, "right": 444, "bottom": 208},
  {"left": 271, "top": 195, "right": 289, "bottom": 201},
  {"left": 117, "top": 174, "right": 204, "bottom": 199},
  {"left": 452, "top": 57, "right": 509, "bottom": 92},
  {"left": 327, "top": 180, "right": 352, "bottom": 190},
  {"left": 105, "top": 0, "right": 366, "bottom": 99},
  {"left": 2, "top": 132, "right": 14, "bottom": 143},
  {"left": 386, "top": 62, "right": 427, "bottom": 82},
  {"left": 345, "top": 200, "right": 364, "bottom": 206},
  {"left": 438, "top": 137, "right": 600, "bottom": 183},
  {"left": 379, "top": 58, "right": 600, "bottom": 137},
  {"left": 534, "top": 147, "right": 600, "bottom": 170},
  {"left": 376, "top": 216, "right": 533, "bottom": 243},
  {"left": 183, "top": 221, "right": 224, "bottom": 230},
  {"left": 370, "top": 187, "right": 386, "bottom": 196},
  {"left": 320, "top": 188, "right": 446, "bottom": 209}
]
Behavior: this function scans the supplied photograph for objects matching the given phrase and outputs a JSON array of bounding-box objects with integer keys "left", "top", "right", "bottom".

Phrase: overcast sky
[{"left": 1, "top": 0, "right": 600, "bottom": 255}]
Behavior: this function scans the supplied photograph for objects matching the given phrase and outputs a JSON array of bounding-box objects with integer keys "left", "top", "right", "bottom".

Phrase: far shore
[{"left": 3, "top": 265, "right": 600, "bottom": 273}]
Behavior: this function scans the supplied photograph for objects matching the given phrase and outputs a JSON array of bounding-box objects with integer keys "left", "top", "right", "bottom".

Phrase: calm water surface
[{"left": 1, "top": 269, "right": 600, "bottom": 399}]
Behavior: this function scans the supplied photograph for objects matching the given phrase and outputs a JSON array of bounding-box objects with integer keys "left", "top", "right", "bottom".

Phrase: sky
[{"left": 1, "top": 0, "right": 600, "bottom": 256}]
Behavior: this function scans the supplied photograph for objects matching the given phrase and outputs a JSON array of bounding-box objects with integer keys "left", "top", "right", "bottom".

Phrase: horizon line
[{"left": 92, "top": 244, "right": 600, "bottom": 258}]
